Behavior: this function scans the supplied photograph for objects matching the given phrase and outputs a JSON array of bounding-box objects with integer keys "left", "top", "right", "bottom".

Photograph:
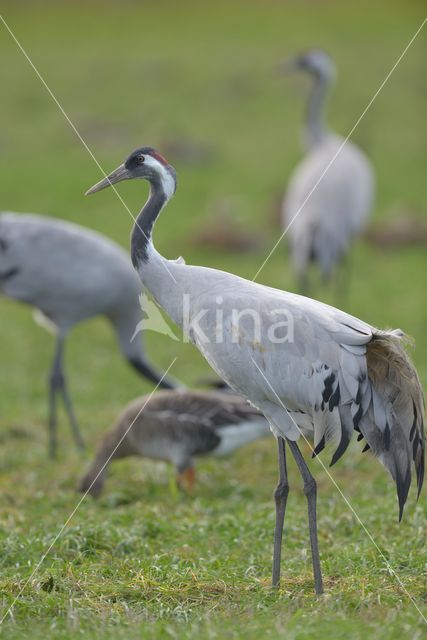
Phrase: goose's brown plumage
[{"left": 79, "top": 390, "right": 270, "bottom": 497}]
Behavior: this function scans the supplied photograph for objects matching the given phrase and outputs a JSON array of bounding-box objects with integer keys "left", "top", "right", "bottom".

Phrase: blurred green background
[{"left": 0, "top": 1, "right": 426, "bottom": 638}]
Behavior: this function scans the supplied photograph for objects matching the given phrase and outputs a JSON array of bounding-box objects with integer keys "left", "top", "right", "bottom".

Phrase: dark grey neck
[
  {"left": 306, "top": 75, "right": 330, "bottom": 147},
  {"left": 131, "top": 179, "right": 167, "bottom": 269}
]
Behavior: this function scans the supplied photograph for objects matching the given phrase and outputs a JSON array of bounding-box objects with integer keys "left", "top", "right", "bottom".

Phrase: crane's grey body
[
  {"left": 79, "top": 390, "right": 270, "bottom": 497},
  {"left": 137, "top": 253, "right": 424, "bottom": 496},
  {"left": 0, "top": 212, "right": 175, "bottom": 455},
  {"left": 282, "top": 50, "right": 374, "bottom": 288},
  {"left": 86, "top": 146, "right": 424, "bottom": 595}
]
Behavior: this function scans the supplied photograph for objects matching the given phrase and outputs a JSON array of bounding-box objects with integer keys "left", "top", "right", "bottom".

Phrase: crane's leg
[
  {"left": 287, "top": 439, "right": 324, "bottom": 595},
  {"left": 298, "top": 272, "right": 310, "bottom": 298},
  {"left": 48, "top": 335, "right": 85, "bottom": 457},
  {"left": 334, "top": 252, "right": 352, "bottom": 308},
  {"left": 60, "top": 374, "right": 85, "bottom": 453},
  {"left": 48, "top": 340, "right": 60, "bottom": 459},
  {"left": 272, "top": 437, "right": 289, "bottom": 587}
]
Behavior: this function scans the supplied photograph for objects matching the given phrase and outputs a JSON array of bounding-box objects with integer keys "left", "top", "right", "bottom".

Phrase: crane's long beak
[{"left": 85, "top": 164, "right": 130, "bottom": 196}]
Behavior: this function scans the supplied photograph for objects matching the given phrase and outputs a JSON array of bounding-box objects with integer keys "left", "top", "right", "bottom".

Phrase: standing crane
[
  {"left": 86, "top": 147, "right": 424, "bottom": 595},
  {"left": 282, "top": 49, "right": 375, "bottom": 293},
  {"left": 0, "top": 212, "right": 176, "bottom": 457},
  {"left": 79, "top": 389, "right": 270, "bottom": 497}
]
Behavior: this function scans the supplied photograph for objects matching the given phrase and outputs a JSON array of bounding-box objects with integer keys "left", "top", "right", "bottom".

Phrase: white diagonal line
[
  {"left": 0, "top": 14, "right": 177, "bottom": 284},
  {"left": 252, "top": 17, "right": 427, "bottom": 282},
  {"left": 0, "top": 358, "right": 177, "bottom": 625},
  {"left": 250, "top": 355, "right": 426, "bottom": 623}
]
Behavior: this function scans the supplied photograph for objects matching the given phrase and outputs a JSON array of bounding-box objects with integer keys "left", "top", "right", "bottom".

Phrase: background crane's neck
[
  {"left": 131, "top": 179, "right": 169, "bottom": 270},
  {"left": 305, "top": 75, "right": 330, "bottom": 148}
]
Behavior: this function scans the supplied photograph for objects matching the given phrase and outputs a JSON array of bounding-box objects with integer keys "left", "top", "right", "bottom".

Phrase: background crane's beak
[
  {"left": 85, "top": 164, "right": 130, "bottom": 195},
  {"left": 276, "top": 56, "right": 299, "bottom": 75}
]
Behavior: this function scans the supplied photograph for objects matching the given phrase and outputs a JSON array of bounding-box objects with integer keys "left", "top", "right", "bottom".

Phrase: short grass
[{"left": 0, "top": 1, "right": 426, "bottom": 638}]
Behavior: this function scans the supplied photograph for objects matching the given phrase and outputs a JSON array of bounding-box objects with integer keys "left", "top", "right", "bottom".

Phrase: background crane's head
[
  {"left": 285, "top": 48, "right": 336, "bottom": 82},
  {"left": 85, "top": 147, "right": 177, "bottom": 200}
]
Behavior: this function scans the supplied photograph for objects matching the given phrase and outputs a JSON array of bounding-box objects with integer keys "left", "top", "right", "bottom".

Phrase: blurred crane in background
[
  {"left": 0, "top": 212, "right": 176, "bottom": 457},
  {"left": 282, "top": 49, "right": 375, "bottom": 294}
]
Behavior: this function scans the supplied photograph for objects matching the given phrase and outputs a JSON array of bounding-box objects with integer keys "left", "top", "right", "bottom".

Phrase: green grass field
[{"left": 0, "top": 1, "right": 426, "bottom": 637}]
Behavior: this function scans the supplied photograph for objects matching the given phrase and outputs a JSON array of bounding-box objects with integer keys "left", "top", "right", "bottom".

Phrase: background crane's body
[
  {"left": 282, "top": 50, "right": 374, "bottom": 290},
  {"left": 0, "top": 212, "right": 175, "bottom": 455},
  {"left": 285, "top": 136, "right": 373, "bottom": 279},
  {"left": 0, "top": 213, "right": 141, "bottom": 334}
]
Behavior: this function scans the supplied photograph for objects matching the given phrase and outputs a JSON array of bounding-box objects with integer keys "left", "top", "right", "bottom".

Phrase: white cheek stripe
[{"left": 145, "top": 156, "right": 175, "bottom": 200}]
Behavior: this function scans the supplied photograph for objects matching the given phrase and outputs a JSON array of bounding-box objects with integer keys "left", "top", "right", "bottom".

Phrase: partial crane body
[
  {"left": 79, "top": 389, "right": 270, "bottom": 497},
  {"left": 0, "top": 212, "right": 176, "bottom": 456},
  {"left": 86, "top": 147, "right": 424, "bottom": 595},
  {"left": 282, "top": 50, "right": 374, "bottom": 292}
]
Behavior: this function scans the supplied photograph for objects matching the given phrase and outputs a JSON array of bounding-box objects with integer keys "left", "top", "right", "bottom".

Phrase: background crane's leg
[
  {"left": 48, "top": 340, "right": 60, "bottom": 458},
  {"left": 60, "top": 374, "right": 85, "bottom": 452},
  {"left": 272, "top": 437, "right": 289, "bottom": 587},
  {"left": 48, "top": 335, "right": 85, "bottom": 456},
  {"left": 287, "top": 439, "right": 324, "bottom": 595},
  {"left": 298, "top": 271, "right": 310, "bottom": 298},
  {"left": 334, "top": 252, "right": 352, "bottom": 308}
]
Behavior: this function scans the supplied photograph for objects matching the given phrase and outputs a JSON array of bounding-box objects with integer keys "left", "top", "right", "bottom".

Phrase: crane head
[
  {"left": 283, "top": 48, "right": 336, "bottom": 82},
  {"left": 85, "top": 147, "right": 177, "bottom": 200}
]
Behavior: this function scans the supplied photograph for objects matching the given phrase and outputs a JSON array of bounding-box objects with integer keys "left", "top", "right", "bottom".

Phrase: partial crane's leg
[
  {"left": 295, "top": 243, "right": 312, "bottom": 296},
  {"left": 333, "top": 251, "right": 352, "bottom": 308},
  {"left": 48, "top": 335, "right": 85, "bottom": 457},
  {"left": 298, "top": 272, "right": 310, "bottom": 298},
  {"left": 60, "top": 375, "right": 85, "bottom": 453},
  {"left": 272, "top": 437, "right": 290, "bottom": 587},
  {"left": 48, "top": 340, "right": 60, "bottom": 459},
  {"left": 287, "top": 439, "right": 324, "bottom": 595}
]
